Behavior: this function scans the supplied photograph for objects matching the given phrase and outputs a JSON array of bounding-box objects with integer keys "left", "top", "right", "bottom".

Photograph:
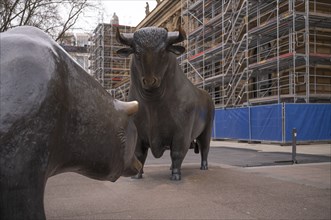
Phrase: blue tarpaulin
[
  {"left": 250, "top": 104, "right": 282, "bottom": 142},
  {"left": 212, "top": 103, "right": 331, "bottom": 143},
  {"left": 285, "top": 103, "right": 331, "bottom": 142},
  {"left": 213, "top": 107, "right": 249, "bottom": 139}
]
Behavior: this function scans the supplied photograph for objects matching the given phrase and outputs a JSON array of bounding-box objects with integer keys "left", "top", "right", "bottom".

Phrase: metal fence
[{"left": 213, "top": 103, "right": 331, "bottom": 143}]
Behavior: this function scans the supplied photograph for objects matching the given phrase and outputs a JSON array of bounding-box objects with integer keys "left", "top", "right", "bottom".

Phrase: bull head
[
  {"left": 116, "top": 26, "right": 186, "bottom": 57},
  {"left": 116, "top": 26, "right": 186, "bottom": 91}
]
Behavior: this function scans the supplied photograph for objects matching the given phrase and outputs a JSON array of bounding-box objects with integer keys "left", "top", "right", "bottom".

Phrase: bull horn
[
  {"left": 167, "top": 26, "right": 186, "bottom": 45},
  {"left": 115, "top": 27, "right": 134, "bottom": 46},
  {"left": 114, "top": 100, "right": 139, "bottom": 116}
]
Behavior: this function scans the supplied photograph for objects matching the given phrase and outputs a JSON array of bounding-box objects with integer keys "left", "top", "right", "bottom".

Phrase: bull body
[
  {"left": 0, "top": 26, "right": 141, "bottom": 220},
  {"left": 117, "top": 27, "right": 215, "bottom": 180}
]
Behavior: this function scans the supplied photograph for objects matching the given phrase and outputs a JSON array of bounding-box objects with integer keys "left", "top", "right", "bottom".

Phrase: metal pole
[
  {"left": 246, "top": 0, "right": 249, "bottom": 105},
  {"left": 282, "top": 102, "right": 285, "bottom": 144},
  {"left": 248, "top": 105, "right": 252, "bottom": 142},
  {"left": 293, "top": 0, "right": 297, "bottom": 102},
  {"left": 277, "top": 0, "right": 280, "bottom": 104},
  {"left": 292, "top": 128, "right": 298, "bottom": 164},
  {"left": 202, "top": 0, "right": 205, "bottom": 90},
  {"left": 305, "top": 0, "right": 310, "bottom": 103},
  {"left": 222, "top": 0, "right": 225, "bottom": 107}
]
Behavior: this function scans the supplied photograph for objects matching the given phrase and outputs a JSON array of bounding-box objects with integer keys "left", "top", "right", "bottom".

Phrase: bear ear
[
  {"left": 167, "top": 45, "right": 185, "bottom": 55},
  {"left": 116, "top": 48, "right": 134, "bottom": 58}
]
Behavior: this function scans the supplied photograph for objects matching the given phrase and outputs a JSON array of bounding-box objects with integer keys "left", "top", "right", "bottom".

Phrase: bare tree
[{"left": 0, "top": 0, "right": 93, "bottom": 41}]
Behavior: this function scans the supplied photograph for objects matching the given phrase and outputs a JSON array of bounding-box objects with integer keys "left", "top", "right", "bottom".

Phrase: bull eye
[
  {"left": 161, "top": 51, "right": 168, "bottom": 60},
  {"left": 135, "top": 47, "right": 143, "bottom": 58},
  {"left": 135, "top": 51, "right": 143, "bottom": 60},
  {"left": 134, "top": 53, "right": 141, "bottom": 61}
]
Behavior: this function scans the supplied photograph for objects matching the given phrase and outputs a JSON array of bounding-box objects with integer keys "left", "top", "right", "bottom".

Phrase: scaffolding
[
  {"left": 88, "top": 23, "right": 134, "bottom": 99},
  {"left": 180, "top": 0, "right": 331, "bottom": 108}
]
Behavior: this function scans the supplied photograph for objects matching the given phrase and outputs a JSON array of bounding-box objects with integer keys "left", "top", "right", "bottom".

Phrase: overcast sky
[{"left": 72, "top": 0, "right": 157, "bottom": 32}]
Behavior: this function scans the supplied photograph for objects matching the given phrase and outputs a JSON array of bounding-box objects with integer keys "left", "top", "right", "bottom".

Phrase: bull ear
[
  {"left": 167, "top": 45, "right": 185, "bottom": 55},
  {"left": 116, "top": 48, "right": 134, "bottom": 58}
]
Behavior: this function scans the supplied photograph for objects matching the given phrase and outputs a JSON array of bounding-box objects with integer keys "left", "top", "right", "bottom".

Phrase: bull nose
[{"left": 142, "top": 77, "right": 157, "bottom": 87}]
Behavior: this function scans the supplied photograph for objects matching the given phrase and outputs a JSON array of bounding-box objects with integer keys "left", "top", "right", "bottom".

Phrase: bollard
[{"left": 292, "top": 128, "right": 298, "bottom": 164}]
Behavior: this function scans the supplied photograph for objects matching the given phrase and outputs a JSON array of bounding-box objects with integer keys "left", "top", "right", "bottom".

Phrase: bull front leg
[
  {"left": 0, "top": 176, "right": 46, "bottom": 220},
  {"left": 170, "top": 139, "right": 190, "bottom": 181}
]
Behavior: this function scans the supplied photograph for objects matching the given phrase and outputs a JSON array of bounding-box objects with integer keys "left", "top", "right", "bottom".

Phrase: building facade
[
  {"left": 60, "top": 32, "right": 91, "bottom": 73},
  {"left": 116, "top": 0, "right": 331, "bottom": 108},
  {"left": 88, "top": 20, "right": 134, "bottom": 97}
]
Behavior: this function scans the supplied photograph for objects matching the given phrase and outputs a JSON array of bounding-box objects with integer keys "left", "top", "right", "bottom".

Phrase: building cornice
[{"left": 136, "top": 0, "right": 181, "bottom": 29}]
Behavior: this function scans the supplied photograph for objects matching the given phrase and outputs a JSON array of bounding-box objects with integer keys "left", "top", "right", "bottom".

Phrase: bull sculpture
[
  {"left": 0, "top": 26, "right": 141, "bottom": 220},
  {"left": 116, "top": 26, "right": 215, "bottom": 181}
]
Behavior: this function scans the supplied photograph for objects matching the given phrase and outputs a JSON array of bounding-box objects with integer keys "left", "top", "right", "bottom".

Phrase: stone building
[
  {"left": 60, "top": 32, "right": 91, "bottom": 73},
  {"left": 88, "top": 14, "right": 134, "bottom": 96}
]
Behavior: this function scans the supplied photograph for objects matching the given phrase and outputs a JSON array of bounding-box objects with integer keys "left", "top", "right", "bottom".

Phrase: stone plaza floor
[{"left": 45, "top": 141, "right": 331, "bottom": 219}]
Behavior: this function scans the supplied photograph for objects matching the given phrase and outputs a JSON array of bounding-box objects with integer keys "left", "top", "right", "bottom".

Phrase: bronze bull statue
[
  {"left": 0, "top": 26, "right": 141, "bottom": 220},
  {"left": 116, "top": 26, "right": 215, "bottom": 181}
]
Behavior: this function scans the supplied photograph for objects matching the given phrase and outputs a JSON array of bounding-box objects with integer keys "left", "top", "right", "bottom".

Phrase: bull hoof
[
  {"left": 171, "top": 168, "right": 181, "bottom": 181},
  {"left": 200, "top": 161, "right": 208, "bottom": 170},
  {"left": 131, "top": 173, "right": 143, "bottom": 179},
  {"left": 170, "top": 173, "right": 181, "bottom": 181}
]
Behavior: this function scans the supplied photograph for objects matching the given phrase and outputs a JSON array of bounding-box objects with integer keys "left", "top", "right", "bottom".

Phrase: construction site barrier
[{"left": 212, "top": 103, "right": 331, "bottom": 143}]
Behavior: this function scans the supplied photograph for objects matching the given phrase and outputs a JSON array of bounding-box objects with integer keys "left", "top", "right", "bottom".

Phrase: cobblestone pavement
[{"left": 45, "top": 141, "right": 331, "bottom": 219}]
